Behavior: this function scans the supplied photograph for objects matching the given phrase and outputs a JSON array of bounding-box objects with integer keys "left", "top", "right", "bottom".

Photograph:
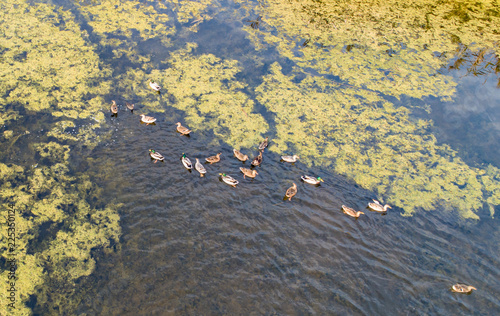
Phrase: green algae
[
  {"left": 114, "top": 43, "right": 269, "bottom": 149},
  {"left": 0, "top": 152, "right": 121, "bottom": 315},
  {"left": 0, "top": 0, "right": 112, "bottom": 119},
  {"left": 238, "top": 0, "right": 500, "bottom": 100},
  {"left": 255, "top": 62, "right": 498, "bottom": 219}
]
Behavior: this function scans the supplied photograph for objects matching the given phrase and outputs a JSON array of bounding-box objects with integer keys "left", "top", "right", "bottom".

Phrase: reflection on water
[
  {"left": 429, "top": 72, "right": 500, "bottom": 168},
  {"left": 1, "top": 0, "right": 500, "bottom": 314}
]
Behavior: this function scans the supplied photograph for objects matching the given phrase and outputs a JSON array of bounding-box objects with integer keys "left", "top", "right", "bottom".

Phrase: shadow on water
[{"left": 71, "top": 112, "right": 500, "bottom": 315}]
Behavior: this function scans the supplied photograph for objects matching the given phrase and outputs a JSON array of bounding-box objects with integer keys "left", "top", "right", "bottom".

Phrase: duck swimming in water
[
  {"left": 110, "top": 100, "right": 118, "bottom": 116},
  {"left": 219, "top": 173, "right": 238, "bottom": 187},
  {"left": 301, "top": 175, "right": 324, "bottom": 185},
  {"left": 285, "top": 183, "right": 297, "bottom": 200},
  {"left": 126, "top": 102, "right": 134, "bottom": 113},
  {"left": 342, "top": 205, "right": 364, "bottom": 218},
  {"left": 281, "top": 155, "right": 299, "bottom": 163},
  {"left": 240, "top": 167, "right": 258, "bottom": 179},
  {"left": 176, "top": 122, "right": 191, "bottom": 136},
  {"left": 149, "top": 149, "right": 164, "bottom": 163},
  {"left": 149, "top": 79, "right": 161, "bottom": 93},
  {"left": 251, "top": 151, "right": 263, "bottom": 167},
  {"left": 258, "top": 137, "right": 269, "bottom": 151},
  {"left": 367, "top": 199, "right": 392, "bottom": 213},
  {"left": 195, "top": 158, "right": 206, "bottom": 177},
  {"left": 181, "top": 153, "right": 193, "bottom": 170},
  {"left": 205, "top": 153, "right": 221, "bottom": 164},
  {"left": 451, "top": 284, "right": 477, "bottom": 294},
  {"left": 140, "top": 114, "right": 157, "bottom": 125},
  {"left": 233, "top": 149, "right": 249, "bottom": 162}
]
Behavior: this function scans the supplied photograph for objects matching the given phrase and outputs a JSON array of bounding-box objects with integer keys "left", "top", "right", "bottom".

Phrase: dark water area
[{"left": 71, "top": 112, "right": 500, "bottom": 315}]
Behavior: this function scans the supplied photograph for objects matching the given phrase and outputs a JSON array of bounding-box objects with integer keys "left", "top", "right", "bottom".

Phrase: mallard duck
[
  {"left": 206, "top": 153, "right": 221, "bottom": 164},
  {"left": 258, "top": 137, "right": 269, "bottom": 151},
  {"left": 285, "top": 183, "right": 297, "bottom": 200},
  {"left": 195, "top": 158, "right": 206, "bottom": 177},
  {"left": 251, "top": 151, "right": 263, "bottom": 167},
  {"left": 149, "top": 149, "right": 164, "bottom": 163},
  {"left": 126, "top": 102, "right": 134, "bottom": 113},
  {"left": 367, "top": 199, "right": 392, "bottom": 213},
  {"left": 176, "top": 122, "right": 191, "bottom": 135},
  {"left": 149, "top": 79, "right": 161, "bottom": 93},
  {"left": 181, "top": 153, "right": 192, "bottom": 169},
  {"left": 281, "top": 155, "right": 299, "bottom": 163},
  {"left": 301, "top": 175, "right": 324, "bottom": 185},
  {"left": 451, "top": 284, "right": 477, "bottom": 294},
  {"left": 110, "top": 100, "right": 118, "bottom": 115},
  {"left": 233, "top": 149, "right": 248, "bottom": 162},
  {"left": 140, "top": 114, "right": 157, "bottom": 125},
  {"left": 219, "top": 173, "right": 238, "bottom": 187},
  {"left": 342, "top": 205, "right": 364, "bottom": 218},
  {"left": 240, "top": 167, "right": 258, "bottom": 179}
]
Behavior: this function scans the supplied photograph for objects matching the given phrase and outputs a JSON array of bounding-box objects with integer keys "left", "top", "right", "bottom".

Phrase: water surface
[{"left": 1, "top": 0, "right": 500, "bottom": 315}]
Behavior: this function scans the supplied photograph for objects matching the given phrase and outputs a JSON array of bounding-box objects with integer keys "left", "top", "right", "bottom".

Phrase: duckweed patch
[{"left": 255, "top": 63, "right": 500, "bottom": 219}]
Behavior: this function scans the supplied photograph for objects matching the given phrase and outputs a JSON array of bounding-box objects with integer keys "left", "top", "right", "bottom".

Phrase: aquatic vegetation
[
  {"left": 115, "top": 43, "right": 268, "bottom": 148},
  {"left": 0, "top": 145, "right": 121, "bottom": 315},
  {"left": 0, "top": 0, "right": 111, "bottom": 119},
  {"left": 168, "top": 0, "right": 216, "bottom": 25},
  {"left": 76, "top": 0, "right": 175, "bottom": 62},
  {"left": 239, "top": 0, "right": 500, "bottom": 100},
  {"left": 255, "top": 63, "right": 500, "bottom": 219}
]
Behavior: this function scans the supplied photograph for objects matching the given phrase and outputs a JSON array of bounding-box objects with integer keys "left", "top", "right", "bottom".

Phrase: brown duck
[
  {"left": 205, "top": 153, "right": 221, "bottom": 164},
  {"left": 285, "top": 183, "right": 297, "bottom": 200}
]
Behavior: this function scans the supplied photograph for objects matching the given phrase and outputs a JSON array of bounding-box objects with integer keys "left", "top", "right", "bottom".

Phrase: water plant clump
[{"left": 255, "top": 63, "right": 500, "bottom": 219}]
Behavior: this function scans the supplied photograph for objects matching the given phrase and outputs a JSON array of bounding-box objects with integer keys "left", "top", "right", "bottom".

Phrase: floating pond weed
[{"left": 255, "top": 62, "right": 497, "bottom": 219}]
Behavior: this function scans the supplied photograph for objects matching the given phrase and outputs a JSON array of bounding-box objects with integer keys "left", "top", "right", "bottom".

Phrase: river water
[
  {"left": 74, "top": 115, "right": 500, "bottom": 314},
  {"left": 3, "top": 0, "right": 500, "bottom": 315}
]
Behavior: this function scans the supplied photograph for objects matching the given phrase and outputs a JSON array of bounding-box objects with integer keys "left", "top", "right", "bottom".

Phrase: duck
[
  {"left": 451, "top": 284, "right": 477, "bottom": 294},
  {"left": 205, "top": 153, "right": 221, "bottom": 164},
  {"left": 181, "top": 153, "right": 192, "bottom": 169},
  {"left": 258, "top": 137, "right": 269, "bottom": 151},
  {"left": 251, "top": 151, "right": 263, "bottom": 167},
  {"left": 195, "top": 158, "right": 206, "bottom": 177},
  {"left": 140, "top": 114, "right": 157, "bottom": 125},
  {"left": 149, "top": 149, "right": 164, "bottom": 163},
  {"left": 240, "top": 167, "right": 258, "bottom": 179},
  {"left": 233, "top": 149, "right": 248, "bottom": 162},
  {"left": 126, "top": 102, "right": 134, "bottom": 113},
  {"left": 342, "top": 205, "right": 364, "bottom": 218},
  {"left": 219, "top": 173, "right": 238, "bottom": 187},
  {"left": 110, "top": 100, "right": 118, "bottom": 116},
  {"left": 281, "top": 155, "right": 299, "bottom": 163},
  {"left": 301, "top": 175, "right": 324, "bottom": 185},
  {"left": 367, "top": 199, "right": 392, "bottom": 213},
  {"left": 285, "top": 183, "right": 297, "bottom": 200},
  {"left": 149, "top": 79, "right": 161, "bottom": 93},
  {"left": 176, "top": 122, "right": 191, "bottom": 135}
]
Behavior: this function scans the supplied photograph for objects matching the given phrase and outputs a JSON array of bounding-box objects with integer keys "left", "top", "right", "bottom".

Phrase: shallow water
[{"left": 3, "top": 0, "right": 500, "bottom": 315}]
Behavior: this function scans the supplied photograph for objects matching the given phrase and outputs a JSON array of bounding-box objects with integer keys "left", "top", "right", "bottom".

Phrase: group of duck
[{"left": 109, "top": 79, "right": 478, "bottom": 295}]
